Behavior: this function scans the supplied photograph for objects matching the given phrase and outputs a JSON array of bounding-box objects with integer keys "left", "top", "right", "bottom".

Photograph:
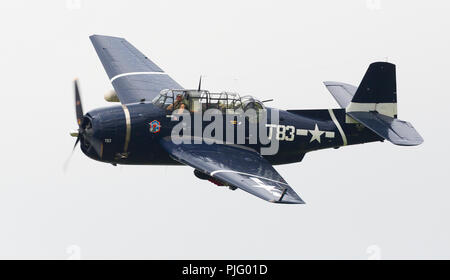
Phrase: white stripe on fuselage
[
  {"left": 328, "top": 109, "right": 348, "bottom": 146},
  {"left": 110, "top": 72, "right": 168, "bottom": 83},
  {"left": 122, "top": 104, "right": 131, "bottom": 153}
]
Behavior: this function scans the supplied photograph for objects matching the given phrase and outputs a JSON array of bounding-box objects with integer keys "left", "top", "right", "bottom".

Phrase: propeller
[
  {"left": 64, "top": 79, "right": 102, "bottom": 171},
  {"left": 64, "top": 79, "right": 84, "bottom": 172}
]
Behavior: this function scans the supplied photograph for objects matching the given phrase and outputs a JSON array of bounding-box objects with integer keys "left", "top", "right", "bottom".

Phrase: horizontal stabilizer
[
  {"left": 323, "top": 81, "right": 357, "bottom": 108},
  {"left": 347, "top": 111, "right": 423, "bottom": 146}
]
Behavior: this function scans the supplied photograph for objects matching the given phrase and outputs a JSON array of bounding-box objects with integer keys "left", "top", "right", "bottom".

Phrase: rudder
[{"left": 346, "top": 62, "right": 397, "bottom": 119}]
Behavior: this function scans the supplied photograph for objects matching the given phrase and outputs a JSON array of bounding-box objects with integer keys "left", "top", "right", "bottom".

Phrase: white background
[{"left": 0, "top": 0, "right": 448, "bottom": 259}]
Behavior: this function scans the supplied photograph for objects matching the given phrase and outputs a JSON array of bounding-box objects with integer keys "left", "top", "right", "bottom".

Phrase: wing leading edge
[
  {"left": 90, "top": 35, "right": 182, "bottom": 104},
  {"left": 323, "top": 81, "right": 357, "bottom": 108},
  {"left": 160, "top": 137, "right": 304, "bottom": 204}
]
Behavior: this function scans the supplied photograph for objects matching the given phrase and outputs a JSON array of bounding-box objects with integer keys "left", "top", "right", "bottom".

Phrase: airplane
[{"left": 69, "top": 34, "right": 424, "bottom": 204}]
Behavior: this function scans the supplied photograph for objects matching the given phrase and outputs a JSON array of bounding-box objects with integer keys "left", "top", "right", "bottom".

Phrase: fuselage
[{"left": 80, "top": 102, "right": 382, "bottom": 166}]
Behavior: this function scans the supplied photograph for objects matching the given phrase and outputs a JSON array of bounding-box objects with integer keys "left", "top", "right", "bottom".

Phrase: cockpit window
[
  {"left": 152, "top": 89, "right": 265, "bottom": 113},
  {"left": 241, "top": 95, "right": 265, "bottom": 112},
  {"left": 164, "top": 92, "right": 174, "bottom": 107},
  {"left": 152, "top": 94, "right": 165, "bottom": 107},
  {"left": 152, "top": 90, "right": 175, "bottom": 110}
]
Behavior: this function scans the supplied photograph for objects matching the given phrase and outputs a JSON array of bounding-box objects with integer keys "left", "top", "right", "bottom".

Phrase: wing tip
[
  {"left": 89, "top": 34, "right": 125, "bottom": 42},
  {"left": 271, "top": 198, "right": 306, "bottom": 204},
  {"left": 390, "top": 137, "right": 424, "bottom": 146},
  {"left": 272, "top": 201, "right": 306, "bottom": 205}
]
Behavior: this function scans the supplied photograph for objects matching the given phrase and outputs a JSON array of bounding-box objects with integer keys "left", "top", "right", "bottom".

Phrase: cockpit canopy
[{"left": 152, "top": 89, "right": 265, "bottom": 113}]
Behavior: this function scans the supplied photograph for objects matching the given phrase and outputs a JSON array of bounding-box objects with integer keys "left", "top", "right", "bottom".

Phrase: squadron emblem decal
[{"left": 149, "top": 120, "right": 161, "bottom": 133}]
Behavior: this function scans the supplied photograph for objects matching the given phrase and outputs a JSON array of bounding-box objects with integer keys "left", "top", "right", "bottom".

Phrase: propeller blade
[
  {"left": 65, "top": 79, "right": 89, "bottom": 172},
  {"left": 63, "top": 136, "right": 80, "bottom": 172},
  {"left": 73, "top": 136, "right": 80, "bottom": 151},
  {"left": 74, "top": 79, "right": 84, "bottom": 127}
]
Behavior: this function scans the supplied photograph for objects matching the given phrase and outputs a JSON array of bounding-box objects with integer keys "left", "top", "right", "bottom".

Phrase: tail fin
[
  {"left": 346, "top": 62, "right": 423, "bottom": 146},
  {"left": 347, "top": 62, "right": 397, "bottom": 118}
]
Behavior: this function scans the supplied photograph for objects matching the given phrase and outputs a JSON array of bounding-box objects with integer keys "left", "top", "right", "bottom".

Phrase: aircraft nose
[{"left": 79, "top": 115, "right": 103, "bottom": 158}]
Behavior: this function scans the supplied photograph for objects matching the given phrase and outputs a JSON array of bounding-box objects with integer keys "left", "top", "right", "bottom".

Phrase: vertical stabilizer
[{"left": 346, "top": 62, "right": 397, "bottom": 120}]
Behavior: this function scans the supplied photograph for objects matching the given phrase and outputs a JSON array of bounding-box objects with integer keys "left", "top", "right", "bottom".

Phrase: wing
[
  {"left": 323, "top": 81, "right": 357, "bottom": 108},
  {"left": 90, "top": 35, "right": 183, "bottom": 104},
  {"left": 160, "top": 137, "right": 304, "bottom": 204}
]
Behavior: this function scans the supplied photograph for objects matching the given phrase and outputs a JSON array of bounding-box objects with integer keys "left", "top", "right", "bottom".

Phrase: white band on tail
[{"left": 345, "top": 102, "right": 397, "bottom": 123}]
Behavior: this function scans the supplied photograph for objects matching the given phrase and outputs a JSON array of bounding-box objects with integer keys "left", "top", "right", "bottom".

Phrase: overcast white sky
[{"left": 0, "top": 0, "right": 449, "bottom": 259}]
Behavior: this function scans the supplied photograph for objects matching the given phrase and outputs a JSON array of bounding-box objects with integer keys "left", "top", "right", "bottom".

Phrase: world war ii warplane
[{"left": 69, "top": 34, "right": 423, "bottom": 204}]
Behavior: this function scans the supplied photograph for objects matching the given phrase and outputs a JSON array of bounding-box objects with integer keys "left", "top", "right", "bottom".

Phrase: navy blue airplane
[{"left": 70, "top": 35, "right": 423, "bottom": 204}]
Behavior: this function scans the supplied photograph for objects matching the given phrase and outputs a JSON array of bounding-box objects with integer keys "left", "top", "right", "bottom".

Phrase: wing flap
[{"left": 160, "top": 137, "right": 304, "bottom": 204}]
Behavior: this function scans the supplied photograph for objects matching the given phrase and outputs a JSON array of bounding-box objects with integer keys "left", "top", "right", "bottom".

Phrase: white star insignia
[
  {"left": 250, "top": 177, "right": 282, "bottom": 198},
  {"left": 309, "top": 124, "right": 324, "bottom": 143}
]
